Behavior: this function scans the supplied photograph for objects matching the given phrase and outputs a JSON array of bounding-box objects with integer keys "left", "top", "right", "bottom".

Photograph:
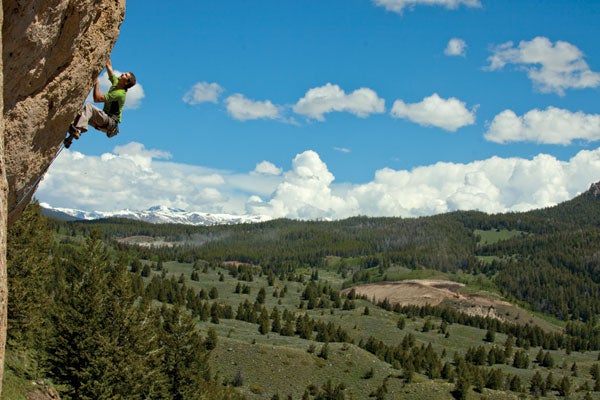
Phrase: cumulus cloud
[
  {"left": 247, "top": 148, "right": 600, "bottom": 219},
  {"left": 93, "top": 71, "right": 145, "bottom": 109},
  {"left": 182, "top": 82, "right": 224, "bottom": 104},
  {"left": 252, "top": 161, "right": 282, "bottom": 176},
  {"left": 486, "top": 36, "right": 600, "bottom": 95},
  {"left": 293, "top": 83, "right": 385, "bottom": 121},
  {"left": 390, "top": 93, "right": 476, "bottom": 131},
  {"left": 39, "top": 144, "right": 600, "bottom": 220},
  {"left": 485, "top": 107, "right": 600, "bottom": 145},
  {"left": 37, "top": 142, "right": 280, "bottom": 214},
  {"left": 225, "top": 94, "right": 282, "bottom": 121},
  {"left": 445, "top": 38, "right": 467, "bottom": 57},
  {"left": 248, "top": 151, "right": 358, "bottom": 219},
  {"left": 373, "top": 0, "right": 481, "bottom": 14}
]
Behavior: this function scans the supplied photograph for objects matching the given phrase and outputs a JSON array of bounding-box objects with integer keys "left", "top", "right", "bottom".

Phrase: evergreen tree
[
  {"left": 259, "top": 308, "right": 270, "bottom": 335},
  {"left": 205, "top": 327, "right": 218, "bottom": 351},
  {"left": 141, "top": 264, "right": 151, "bottom": 277},
  {"left": 318, "top": 342, "right": 329, "bottom": 360},
  {"left": 529, "top": 371, "right": 544, "bottom": 397},
  {"left": 512, "top": 349, "right": 530, "bottom": 369},
  {"left": 558, "top": 375, "right": 571, "bottom": 397},
  {"left": 271, "top": 306, "right": 282, "bottom": 333},
  {"left": 159, "top": 305, "right": 210, "bottom": 399},
  {"left": 545, "top": 371, "right": 554, "bottom": 394},
  {"left": 48, "top": 232, "right": 168, "bottom": 399},
  {"left": 6, "top": 201, "right": 53, "bottom": 368},
  {"left": 256, "top": 287, "right": 266, "bottom": 304},
  {"left": 509, "top": 374, "right": 522, "bottom": 392},
  {"left": 484, "top": 328, "right": 495, "bottom": 343},
  {"left": 453, "top": 375, "right": 470, "bottom": 400},
  {"left": 397, "top": 315, "right": 406, "bottom": 330}
]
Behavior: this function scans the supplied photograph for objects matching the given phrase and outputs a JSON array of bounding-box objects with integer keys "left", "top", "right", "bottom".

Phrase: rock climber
[{"left": 64, "top": 60, "right": 136, "bottom": 148}]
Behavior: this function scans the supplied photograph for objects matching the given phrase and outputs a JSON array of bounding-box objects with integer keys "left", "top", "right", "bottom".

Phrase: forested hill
[
  {"left": 56, "top": 181, "right": 600, "bottom": 322},
  {"left": 450, "top": 181, "right": 600, "bottom": 233}
]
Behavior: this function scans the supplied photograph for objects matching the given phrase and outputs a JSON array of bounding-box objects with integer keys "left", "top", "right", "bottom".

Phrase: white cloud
[
  {"left": 93, "top": 71, "right": 145, "bottom": 109},
  {"left": 38, "top": 142, "right": 279, "bottom": 214},
  {"left": 485, "top": 107, "right": 600, "bottom": 145},
  {"left": 293, "top": 83, "right": 385, "bottom": 121},
  {"left": 38, "top": 144, "right": 600, "bottom": 221},
  {"left": 247, "top": 149, "right": 600, "bottom": 219},
  {"left": 390, "top": 93, "right": 476, "bottom": 131},
  {"left": 334, "top": 147, "right": 351, "bottom": 153},
  {"left": 225, "top": 94, "right": 282, "bottom": 121},
  {"left": 248, "top": 151, "right": 358, "bottom": 219},
  {"left": 486, "top": 36, "right": 600, "bottom": 95},
  {"left": 373, "top": 0, "right": 481, "bottom": 14},
  {"left": 445, "top": 38, "right": 467, "bottom": 57},
  {"left": 252, "top": 161, "right": 282, "bottom": 176},
  {"left": 182, "top": 82, "right": 224, "bottom": 104}
]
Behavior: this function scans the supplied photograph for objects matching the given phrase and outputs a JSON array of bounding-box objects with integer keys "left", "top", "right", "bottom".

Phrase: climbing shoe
[
  {"left": 68, "top": 124, "right": 81, "bottom": 139},
  {"left": 64, "top": 135, "right": 74, "bottom": 149}
]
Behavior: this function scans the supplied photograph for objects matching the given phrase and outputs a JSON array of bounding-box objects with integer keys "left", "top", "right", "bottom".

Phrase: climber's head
[{"left": 118, "top": 72, "right": 137, "bottom": 90}]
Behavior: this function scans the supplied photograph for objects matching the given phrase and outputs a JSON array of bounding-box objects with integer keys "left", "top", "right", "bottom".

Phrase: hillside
[
  {"left": 65, "top": 182, "right": 600, "bottom": 322},
  {"left": 6, "top": 186, "right": 600, "bottom": 398}
]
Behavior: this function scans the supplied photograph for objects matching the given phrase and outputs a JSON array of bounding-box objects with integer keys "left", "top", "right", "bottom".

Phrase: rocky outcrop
[
  {"left": 4, "top": 0, "right": 126, "bottom": 224},
  {"left": 589, "top": 181, "right": 600, "bottom": 198},
  {"left": 1, "top": 0, "right": 126, "bottom": 393}
]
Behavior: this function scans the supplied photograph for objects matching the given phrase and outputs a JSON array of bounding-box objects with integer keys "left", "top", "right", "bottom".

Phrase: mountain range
[
  {"left": 39, "top": 203, "right": 273, "bottom": 226},
  {"left": 39, "top": 181, "right": 600, "bottom": 227}
]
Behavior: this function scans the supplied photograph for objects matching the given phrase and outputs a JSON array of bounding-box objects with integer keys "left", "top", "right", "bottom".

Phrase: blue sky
[{"left": 38, "top": 0, "right": 600, "bottom": 219}]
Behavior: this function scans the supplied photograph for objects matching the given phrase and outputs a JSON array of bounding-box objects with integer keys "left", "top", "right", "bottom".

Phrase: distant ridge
[
  {"left": 40, "top": 203, "right": 272, "bottom": 226},
  {"left": 524, "top": 180, "right": 600, "bottom": 227},
  {"left": 40, "top": 180, "right": 600, "bottom": 227}
]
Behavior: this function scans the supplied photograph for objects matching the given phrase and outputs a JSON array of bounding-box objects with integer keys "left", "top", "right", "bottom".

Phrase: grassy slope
[{"left": 157, "top": 261, "right": 600, "bottom": 399}]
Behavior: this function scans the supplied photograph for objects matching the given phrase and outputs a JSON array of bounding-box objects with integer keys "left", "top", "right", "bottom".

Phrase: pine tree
[
  {"left": 6, "top": 202, "right": 53, "bottom": 365},
  {"left": 49, "top": 232, "right": 168, "bottom": 399},
  {"left": 558, "top": 375, "right": 571, "bottom": 397},
  {"left": 256, "top": 287, "right": 266, "bottom": 304},
  {"left": 159, "top": 305, "right": 210, "bottom": 399},
  {"left": 397, "top": 315, "right": 406, "bottom": 330},
  {"left": 484, "top": 328, "right": 495, "bottom": 343},
  {"left": 271, "top": 306, "right": 282, "bottom": 333},
  {"left": 529, "top": 371, "right": 544, "bottom": 397},
  {"left": 453, "top": 375, "right": 470, "bottom": 400},
  {"left": 259, "top": 308, "right": 270, "bottom": 335},
  {"left": 509, "top": 374, "right": 522, "bottom": 392},
  {"left": 318, "top": 342, "right": 329, "bottom": 360},
  {"left": 545, "top": 371, "right": 554, "bottom": 395},
  {"left": 205, "top": 327, "right": 218, "bottom": 351}
]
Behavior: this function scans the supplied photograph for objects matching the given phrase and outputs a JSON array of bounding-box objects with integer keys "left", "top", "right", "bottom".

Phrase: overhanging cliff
[{"left": 0, "top": 0, "right": 126, "bottom": 393}]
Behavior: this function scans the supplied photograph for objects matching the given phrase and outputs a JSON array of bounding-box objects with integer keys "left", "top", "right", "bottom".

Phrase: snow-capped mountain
[{"left": 40, "top": 203, "right": 273, "bottom": 226}]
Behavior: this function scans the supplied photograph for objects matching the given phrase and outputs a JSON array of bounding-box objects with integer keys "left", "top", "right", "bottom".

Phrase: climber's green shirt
[{"left": 103, "top": 75, "right": 126, "bottom": 123}]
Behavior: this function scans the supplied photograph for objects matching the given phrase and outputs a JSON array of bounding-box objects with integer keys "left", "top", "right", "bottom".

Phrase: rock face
[
  {"left": 0, "top": 0, "right": 126, "bottom": 393},
  {"left": 3, "top": 0, "right": 126, "bottom": 224},
  {"left": 589, "top": 181, "right": 600, "bottom": 198}
]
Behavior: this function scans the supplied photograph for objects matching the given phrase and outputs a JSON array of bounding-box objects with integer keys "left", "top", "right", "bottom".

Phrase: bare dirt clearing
[{"left": 342, "top": 279, "right": 545, "bottom": 327}]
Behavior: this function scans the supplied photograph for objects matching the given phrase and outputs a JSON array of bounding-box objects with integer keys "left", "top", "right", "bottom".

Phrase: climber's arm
[
  {"left": 93, "top": 78, "right": 106, "bottom": 103},
  {"left": 105, "top": 59, "right": 115, "bottom": 80}
]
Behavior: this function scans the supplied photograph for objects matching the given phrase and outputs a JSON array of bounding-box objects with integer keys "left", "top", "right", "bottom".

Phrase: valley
[{"left": 7, "top": 186, "right": 600, "bottom": 399}]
